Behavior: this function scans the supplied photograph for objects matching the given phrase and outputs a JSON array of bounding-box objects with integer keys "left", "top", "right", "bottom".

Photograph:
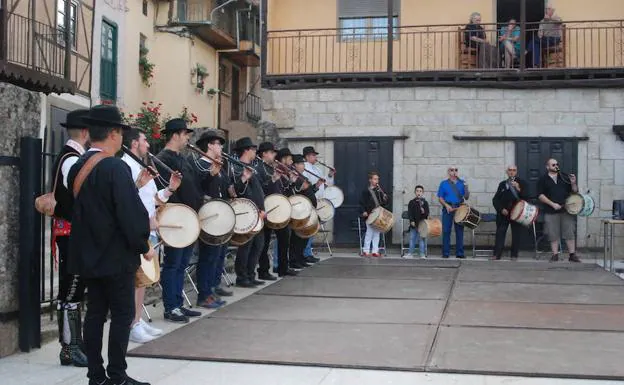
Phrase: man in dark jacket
[
  {"left": 492, "top": 165, "right": 527, "bottom": 260},
  {"left": 68, "top": 105, "right": 153, "bottom": 385}
]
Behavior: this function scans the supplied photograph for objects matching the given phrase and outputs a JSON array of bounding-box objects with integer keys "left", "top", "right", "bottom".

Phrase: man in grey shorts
[{"left": 537, "top": 158, "right": 581, "bottom": 262}]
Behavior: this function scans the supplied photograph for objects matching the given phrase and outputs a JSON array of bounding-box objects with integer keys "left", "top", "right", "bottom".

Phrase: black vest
[{"left": 52, "top": 144, "right": 81, "bottom": 221}]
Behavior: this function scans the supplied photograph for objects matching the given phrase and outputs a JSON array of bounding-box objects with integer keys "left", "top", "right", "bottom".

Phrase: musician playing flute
[
  {"left": 231, "top": 137, "right": 266, "bottom": 288},
  {"left": 303, "top": 146, "right": 334, "bottom": 263},
  {"left": 290, "top": 154, "right": 321, "bottom": 266},
  {"left": 192, "top": 129, "right": 232, "bottom": 308},
  {"left": 52, "top": 109, "right": 90, "bottom": 367},
  {"left": 254, "top": 142, "right": 281, "bottom": 281},
  {"left": 155, "top": 118, "right": 203, "bottom": 323},
  {"left": 121, "top": 128, "right": 180, "bottom": 342},
  {"left": 492, "top": 165, "right": 527, "bottom": 261},
  {"left": 67, "top": 105, "right": 153, "bottom": 385},
  {"left": 359, "top": 171, "right": 389, "bottom": 257}
]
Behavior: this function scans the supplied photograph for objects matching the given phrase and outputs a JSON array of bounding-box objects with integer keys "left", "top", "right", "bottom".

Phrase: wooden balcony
[
  {"left": 263, "top": 20, "right": 624, "bottom": 89},
  {"left": 0, "top": 10, "right": 75, "bottom": 94},
  {"left": 172, "top": 0, "right": 237, "bottom": 49},
  {"left": 221, "top": 14, "right": 260, "bottom": 66}
]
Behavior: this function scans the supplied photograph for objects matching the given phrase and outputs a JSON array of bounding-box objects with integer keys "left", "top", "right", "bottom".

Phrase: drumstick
[
  {"left": 317, "top": 204, "right": 328, "bottom": 210},
  {"left": 199, "top": 213, "right": 219, "bottom": 221},
  {"left": 266, "top": 206, "right": 280, "bottom": 215},
  {"left": 235, "top": 212, "right": 250, "bottom": 216},
  {"left": 158, "top": 224, "right": 184, "bottom": 229},
  {"left": 291, "top": 202, "right": 301, "bottom": 206}
]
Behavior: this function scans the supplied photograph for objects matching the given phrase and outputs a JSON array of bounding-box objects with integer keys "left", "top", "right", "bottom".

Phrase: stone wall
[
  {"left": 0, "top": 83, "right": 42, "bottom": 357},
  {"left": 263, "top": 87, "right": 624, "bottom": 250}
]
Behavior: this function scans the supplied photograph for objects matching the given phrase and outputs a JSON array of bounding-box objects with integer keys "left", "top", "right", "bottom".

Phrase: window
[
  {"left": 338, "top": 0, "right": 399, "bottom": 41},
  {"left": 56, "top": 0, "right": 77, "bottom": 48},
  {"left": 100, "top": 20, "right": 118, "bottom": 101}
]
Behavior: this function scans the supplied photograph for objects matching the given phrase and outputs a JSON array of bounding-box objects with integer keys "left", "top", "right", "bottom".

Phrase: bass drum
[
  {"left": 453, "top": 205, "right": 481, "bottom": 229},
  {"left": 316, "top": 198, "right": 335, "bottom": 223},
  {"left": 136, "top": 239, "right": 161, "bottom": 288},
  {"left": 324, "top": 185, "right": 344, "bottom": 208},
  {"left": 366, "top": 207, "right": 394, "bottom": 233},
  {"left": 295, "top": 209, "right": 320, "bottom": 239},
  {"left": 157, "top": 203, "right": 200, "bottom": 248},
  {"left": 565, "top": 193, "right": 595, "bottom": 217},
  {"left": 264, "top": 194, "right": 292, "bottom": 230},
  {"left": 417, "top": 218, "right": 442, "bottom": 238},
  {"left": 288, "top": 195, "right": 313, "bottom": 230},
  {"left": 231, "top": 216, "right": 264, "bottom": 246},
  {"left": 198, "top": 199, "right": 236, "bottom": 245},
  {"left": 509, "top": 200, "right": 539, "bottom": 227}
]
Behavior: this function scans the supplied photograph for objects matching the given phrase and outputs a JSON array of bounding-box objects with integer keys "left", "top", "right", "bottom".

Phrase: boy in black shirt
[{"left": 406, "top": 185, "right": 430, "bottom": 258}]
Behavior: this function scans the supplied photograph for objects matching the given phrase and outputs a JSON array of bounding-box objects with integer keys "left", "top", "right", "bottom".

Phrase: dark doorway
[
  {"left": 333, "top": 138, "right": 394, "bottom": 246},
  {"left": 515, "top": 139, "right": 578, "bottom": 250},
  {"left": 497, "top": 0, "right": 545, "bottom": 66},
  {"left": 231, "top": 66, "right": 240, "bottom": 120}
]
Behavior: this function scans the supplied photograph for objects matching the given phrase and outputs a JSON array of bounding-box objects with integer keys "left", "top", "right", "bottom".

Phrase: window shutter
[{"left": 338, "top": 0, "right": 400, "bottom": 18}]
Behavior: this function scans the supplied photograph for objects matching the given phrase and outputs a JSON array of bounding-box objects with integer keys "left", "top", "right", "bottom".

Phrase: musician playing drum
[
  {"left": 492, "top": 165, "right": 527, "bottom": 261},
  {"left": 290, "top": 154, "right": 320, "bottom": 266},
  {"left": 155, "top": 118, "right": 203, "bottom": 323},
  {"left": 191, "top": 129, "right": 231, "bottom": 308},
  {"left": 303, "top": 146, "right": 334, "bottom": 263},
  {"left": 437, "top": 166, "right": 470, "bottom": 259},
  {"left": 406, "top": 185, "right": 430, "bottom": 259},
  {"left": 274, "top": 149, "right": 300, "bottom": 276},
  {"left": 231, "top": 137, "right": 266, "bottom": 288},
  {"left": 537, "top": 158, "right": 581, "bottom": 262},
  {"left": 121, "top": 128, "right": 181, "bottom": 343},
  {"left": 255, "top": 142, "right": 281, "bottom": 281},
  {"left": 360, "top": 171, "right": 389, "bottom": 257}
]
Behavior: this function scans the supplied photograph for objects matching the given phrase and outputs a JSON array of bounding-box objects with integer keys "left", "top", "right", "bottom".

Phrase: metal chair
[
  {"left": 400, "top": 211, "right": 410, "bottom": 256},
  {"left": 312, "top": 223, "right": 333, "bottom": 256},
  {"left": 471, "top": 213, "right": 497, "bottom": 258},
  {"left": 357, "top": 217, "right": 386, "bottom": 256}
]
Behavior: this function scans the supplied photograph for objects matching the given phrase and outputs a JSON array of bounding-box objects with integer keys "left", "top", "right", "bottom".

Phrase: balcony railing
[
  {"left": 176, "top": 0, "right": 237, "bottom": 39},
  {"left": 241, "top": 92, "right": 262, "bottom": 123},
  {"left": 3, "top": 12, "right": 67, "bottom": 79},
  {"left": 266, "top": 20, "right": 624, "bottom": 76}
]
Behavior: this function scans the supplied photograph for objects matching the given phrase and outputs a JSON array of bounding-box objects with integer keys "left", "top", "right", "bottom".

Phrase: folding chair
[
  {"left": 142, "top": 244, "right": 165, "bottom": 322},
  {"left": 312, "top": 223, "right": 333, "bottom": 256},
  {"left": 358, "top": 217, "right": 387, "bottom": 256},
  {"left": 400, "top": 211, "right": 410, "bottom": 256},
  {"left": 471, "top": 213, "right": 497, "bottom": 258}
]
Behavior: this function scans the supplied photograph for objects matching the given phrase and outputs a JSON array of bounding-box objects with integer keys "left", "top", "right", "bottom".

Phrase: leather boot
[{"left": 66, "top": 308, "right": 88, "bottom": 367}]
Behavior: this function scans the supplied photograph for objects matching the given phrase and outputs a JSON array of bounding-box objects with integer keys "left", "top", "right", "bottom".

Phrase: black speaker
[{"left": 613, "top": 200, "right": 624, "bottom": 219}]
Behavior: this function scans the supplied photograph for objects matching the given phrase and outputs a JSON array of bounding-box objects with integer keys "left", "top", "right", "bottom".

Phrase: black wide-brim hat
[
  {"left": 292, "top": 154, "right": 305, "bottom": 164},
  {"left": 82, "top": 105, "right": 132, "bottom": 130},
  {"left": 161, "top": 118, "right": 194, "bottom": 135},
  {"left": 233, "top": 137, "right": 257, "bottom": 151},
  {"left": 258, "top": 142, "right": 276, "bottom": 154},
  {"left": 60, "top": 108, "right": 90, "bottom": 129},
  {"left": 196, "top": 129, "right": 225, "bottom": 146},
  {"left": 276, "top": 148, "right": 292, "bottom": 161},
  {"left": 302, "top": 146, "right": 319, "bottom": 156}
]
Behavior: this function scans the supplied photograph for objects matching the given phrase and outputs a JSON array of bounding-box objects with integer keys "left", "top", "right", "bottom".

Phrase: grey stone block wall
[
  {"left": 265, "top": 87, "right": 624, "bottom": 250},
  {"left": 0, "top": 83, "right": 42, "bottom": 357}
]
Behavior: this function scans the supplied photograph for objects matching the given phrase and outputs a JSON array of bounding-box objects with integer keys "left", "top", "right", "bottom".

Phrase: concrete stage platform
[{"left": 128, "top": 257, "right": 624, "bottom": 380}]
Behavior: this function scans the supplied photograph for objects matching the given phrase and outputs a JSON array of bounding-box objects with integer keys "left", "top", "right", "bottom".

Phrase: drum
[
  {"left": 316, "top": 198, "right": 335, "bottom": 223},
  {"left": 453, "top": 205, "right": 481, "bottom": 229},
  {"left": 231, "top": 216, "right": 264, "bottom": 246},
  {"left": 264, "top": 194, "right": 292, "bottom": 230},
  {"left": 156, "top": 203, "right": 200, "bottom": 248},
  {"left": 366, "top": 207, "right": 394, "bottom": 233},
  {"left": 198, "top": 199, "right": 236, "bottom": 245},
  {"left": 288, "top": 195, "right": 314, "bottom": 230},
  {"left": 510, "top": 200, "right": 539, "bottom": 227},
  {"left": 324, "top": 185, "right": 345, "bottom": 208},
  {"left": 135, "top": 240, "right": 161, "bottom": 288},
  {"left": 294, "top": 209, "right": 320, "bottom": 239},
  {"left": 565, "top": 193, "right": 595, "bottom": 217},
  {"left": 417, "top": 218, "right": 442, "bottom": 238}
]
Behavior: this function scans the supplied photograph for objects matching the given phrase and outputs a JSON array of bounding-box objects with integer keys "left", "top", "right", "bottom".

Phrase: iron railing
[
  {"left": 4, "top": 12, "right": 67, "bottom": 78},
  {"left": 241, "top": 92, "right": 262, "bottom": 123},
  {"left": 176, "top": 0, "right": 237, "bottom": 39},
  {"left": 240, "top": 12, "right": 260, "bottom": 46},
  {"left": 266, "top": 20, "right": 624, "bottom": 75}
]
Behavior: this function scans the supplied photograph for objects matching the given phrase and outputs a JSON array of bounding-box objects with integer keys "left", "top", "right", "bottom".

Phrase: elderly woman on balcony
[
  {"left": 528, "top": 5, "right": 563, "bottom": 68},
  {"left": 463, "top": 12, "right": 496, "bottom": 68},
  {"left": 499, "top": 18, "right": 521, "bottom": 68}
]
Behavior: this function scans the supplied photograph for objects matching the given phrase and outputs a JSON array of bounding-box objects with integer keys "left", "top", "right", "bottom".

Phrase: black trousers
[
  {"left": 235, "top": 231, "right": 265, "bottom": 283},
  {"left": 289, "top": 230, "right": 307, "bottom": 266},
  {"left": 276, "top": 226, "right": 291, "bottom": 274},
  {"left": 494, "top": 214, "right": 523, "bottom": 258},
  {"left": 56, "top": 236, "right": 86, "bottom": 304},
  {"left": 258, "top": 226, "right": 274, "bottom": 275},
  {"left": 83, "top": 272, "right": 135, "bottom": 382}
]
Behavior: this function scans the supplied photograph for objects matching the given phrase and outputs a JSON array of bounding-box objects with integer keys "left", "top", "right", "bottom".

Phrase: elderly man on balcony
[
  {"left": 528, "top": 5, "right": 563, "bottom": 68},
  {"left": 463, "top": 12, "right": 497, "bottom": 69}
]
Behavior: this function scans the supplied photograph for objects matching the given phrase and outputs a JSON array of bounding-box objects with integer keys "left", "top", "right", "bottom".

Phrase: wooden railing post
[
  {"left": 63, "top": 0, "right": 71, "bottom": 80},
  {"left": 0, "top": 0, "right": 7, "bottom": 61},
  {"left": 520, "top": 0, "right": 526, "bottom": 71}
]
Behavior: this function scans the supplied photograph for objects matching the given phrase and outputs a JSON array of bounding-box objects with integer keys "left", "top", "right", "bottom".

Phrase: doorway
[
  {"left": 497, "top": 0, "right": 545, "bottom": 66},
  {"left": 515, "top": 138, "right": 579, "bottom": 250},
  {"left": 231, "top": 66, "right": 240, "bottom": 120},
  {"left": 333, "top": 138, "right": 394, "bottom": 246}
]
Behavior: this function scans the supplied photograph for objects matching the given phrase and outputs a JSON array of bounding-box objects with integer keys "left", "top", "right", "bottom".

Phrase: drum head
[
  {"left": 157, "top": 203, "right": 200, "bottom": 248},
  {"left": 288, "top": 195, "right": 313, "bottom": 220},
  {"left": 510, "top": 200, "right": 525, "bottom": 219},
  {"left": 264, "top": 194, "right": 292, "bottom": 224},
  {"left": 453, "top": 205, "right": 469, "bottom": 223},
  {"left": 324, "top": 186, "right": 344, "bottom": 208},
  {"left": 198, "top": 200, "right": 236, "bottom": 237},
  {"left": 565, "top": 194, "right": 583, "bottom": 215},
  {"left": 316, "top": 198, "right": 335, "bottom": 222},
  {"left": 231, "top": 198, "right": 260, "bottom": 234},
  {"left": 365, "top": 207, "right": 382, "bottom": 225},
  {"left": 139, "top": 255, "right": 157, "bottom": 281},
  {"left": 417, "top": 220, "right": 429, "bottom": 237}
]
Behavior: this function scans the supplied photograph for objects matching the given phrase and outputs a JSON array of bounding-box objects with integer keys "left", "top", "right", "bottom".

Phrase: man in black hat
[
  {"left": 155, "top": 118, "right": 203, "bottom": 322},
  {"left": 191, "top": 129, "right": 232, "bottom": 308},
  {"left": 52, "top": 108, "right": 90, "bottom": 367},
  {"left": 231, "top": 137, "right": 266, "bottom": 287},
  {"left": 290, "top": 154, "right": 319, "bottom": 268},
  {"left": 67, "top": 104, "right": 154, "bottom": 385},
  {"left": 303, "top": 146, "right": 334, "bottom": 262},
  {"left": 254, "top": 142, "right": 280, "bottom": 281},
  {"left": 272, "top": 148, "right": 299, "bottom": 277}
]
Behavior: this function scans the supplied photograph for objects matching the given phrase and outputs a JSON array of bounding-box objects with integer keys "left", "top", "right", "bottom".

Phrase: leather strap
[
  {"left": 52, "top": 152, "right": 78, "bottom": 194},
  {"left": 73, "top": 152, "right": 111, "bottom": 198}
]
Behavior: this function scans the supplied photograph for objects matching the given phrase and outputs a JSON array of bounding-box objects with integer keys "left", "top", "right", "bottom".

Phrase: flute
[
  {"left": 121, "top": 145, "right": 180, "bottom": 179},
  {"left": 186, "top": 143, "right": 224, "bottom": 166},
  {"left": 255, "top": 156, "right": 290, "bottom": 177},
  {"left": 317, "top": 160, "right": 336, "bottom": 173}
]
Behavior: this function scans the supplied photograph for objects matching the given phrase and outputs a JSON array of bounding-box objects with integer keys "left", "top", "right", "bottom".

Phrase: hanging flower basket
[{"left": 139, "top": 47, "right": 155, "bottom": 87}]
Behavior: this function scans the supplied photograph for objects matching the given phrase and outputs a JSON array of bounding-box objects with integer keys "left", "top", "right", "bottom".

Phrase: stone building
[{"left": 261, "top": 0, "right": 624, "bottom": 251}]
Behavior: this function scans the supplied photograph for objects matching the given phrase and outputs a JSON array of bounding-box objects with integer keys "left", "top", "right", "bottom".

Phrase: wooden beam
[{"left": 452, "top": 135, "right": 589, "bottom": 141}]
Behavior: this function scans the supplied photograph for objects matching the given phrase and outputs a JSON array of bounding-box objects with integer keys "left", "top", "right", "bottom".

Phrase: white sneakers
[
  {"left": 403, "top": 254, "right": 414, "bottom": 259},
  {"left": 129, "top": 319, "right": 163, "bottom": 344}
]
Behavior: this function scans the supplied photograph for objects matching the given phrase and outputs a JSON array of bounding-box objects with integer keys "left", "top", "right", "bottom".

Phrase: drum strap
[
  {"left": 368, "top": 188, "right": 381, "bottom": 208},
  {"left": 506, "top": 179, "right": 520, "bottom": 200},
  {"left": 448, "top": 180, "right": 464, "bottom": 204}
]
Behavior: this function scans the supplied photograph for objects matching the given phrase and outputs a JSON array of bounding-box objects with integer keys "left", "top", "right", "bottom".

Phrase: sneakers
[
  {"left": 569, "top": 253, "right": 581, "bottom": 263},
  {"left": 420, "top": 254, "right": 428, "bottom": 259},
  {"left": 180, "top": 306, "right": 201, "bottom": 317},
  {"left": 403, "top": 253, "right": 414, "bottom": 259},
  {"left": 109, "top": 376, "right": 151, "bottom": 385},
  {"left": 197, "top": 297, "right": 223, "bottom": 309},
  {"left": 215, "top": 287, "right": 233, "bottom": 297},
  {"left": 139, "top": 318, "right": 163, "bottom": 336},
  {"left": 550, "top": 254, "right": 559, "bottom": 262},
  {"left": 371, "top": 253, "right": 381, "bottom": 257},
  {"left": 129, "top": 322, "right": 155, "bottom": 344},
  {"left": 164, "top": 308, "right": 189, "bottom": 323}
]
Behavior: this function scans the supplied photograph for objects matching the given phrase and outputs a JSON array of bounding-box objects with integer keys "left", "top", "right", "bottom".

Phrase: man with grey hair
[
  {"left": 528, "top": 5, "right": 563, "bottom": 67},
  {"left": 492, "top": 165, "right": 527, "bottom": 260}
]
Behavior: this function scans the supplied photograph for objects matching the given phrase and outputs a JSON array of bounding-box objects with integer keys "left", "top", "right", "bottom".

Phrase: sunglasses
[
  {"left": 508, "top": 168, "right": 517, "bottom": 171},
  {"left": 449, "top": 168, "right": 458, "bottom": 172}
]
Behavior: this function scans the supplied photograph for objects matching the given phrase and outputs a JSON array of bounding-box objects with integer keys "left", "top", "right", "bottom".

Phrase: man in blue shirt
[{"left": 437, "top": 167, "right": 470, "bottom": 258}]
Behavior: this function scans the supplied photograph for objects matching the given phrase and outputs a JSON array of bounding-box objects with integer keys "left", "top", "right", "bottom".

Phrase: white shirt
[
  {"left": 121, "top": 153, "right": 169, "bottom": 235},
  {"left": 304, "top": 161, "right": 334, "bottom": 198},
  {"left": 61, "top": 139, "right": 86, "bottom": 189}
]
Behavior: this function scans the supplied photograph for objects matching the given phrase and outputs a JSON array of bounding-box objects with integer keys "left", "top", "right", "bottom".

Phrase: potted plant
[
  {"left": 139, "top": 47, "right": 155, "bottom": 87},
  {"left": 193, "top": 63, "right": 208, "bottom": 93}
]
